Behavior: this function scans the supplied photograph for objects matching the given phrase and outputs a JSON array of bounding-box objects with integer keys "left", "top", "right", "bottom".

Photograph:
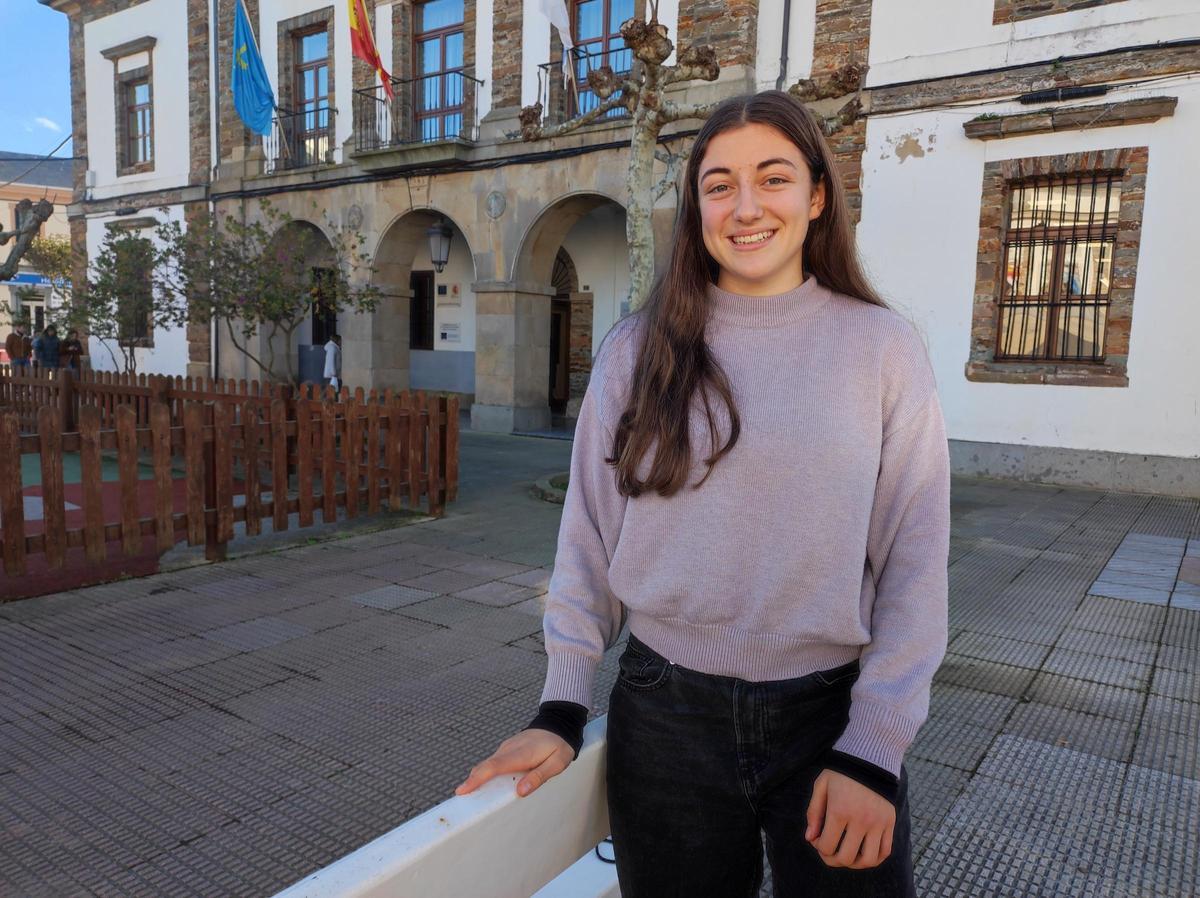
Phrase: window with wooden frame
[
  {"left": 414, "top": 0, "right": 466, "bottom": 141},
  {"left": 571, "top": 0, "right": 633, "bottom": 117},
  {"left": 966, "top": 147, "right": 1147, "bottom": 388},
  {"left": 123, "top": 76, "right": 153, "bottom": 169},
  {"left": 103, "top": 37, "right": 157, "bottom": 176},
  {"left": 292, "top": 28, "right": 333, "bottom": 167},
  {"left": 995, "top": 173, "right": 1120, "bottom": 363}
]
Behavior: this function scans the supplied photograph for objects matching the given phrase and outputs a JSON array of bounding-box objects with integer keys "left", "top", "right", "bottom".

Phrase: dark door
[
  {"left": 410, "top": 271, "right": 435, "bottom": 350},
  {"left": 549, "top": 299, "right": 570, "bottom": 413},
  {"left": 311, "top": 267, "right": 337, "bottom": 345}
]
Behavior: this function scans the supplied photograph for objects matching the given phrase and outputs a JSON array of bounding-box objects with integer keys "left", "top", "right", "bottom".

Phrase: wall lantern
[{"left": 427, "top": 219, "right": 453, "bottom": 273}]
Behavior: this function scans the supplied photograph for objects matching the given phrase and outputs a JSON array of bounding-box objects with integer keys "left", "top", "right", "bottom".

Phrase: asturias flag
[
  {"left": 231, "top": 0, "right": 276, "bottom": 135},
  {"left": 348, "top": 0, "right": 394, "bottom": 101}
]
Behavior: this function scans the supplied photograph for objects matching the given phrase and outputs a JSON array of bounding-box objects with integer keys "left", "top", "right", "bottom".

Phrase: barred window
[{"left": 997, "top": 173, "right": 1122, "bottom": 362}]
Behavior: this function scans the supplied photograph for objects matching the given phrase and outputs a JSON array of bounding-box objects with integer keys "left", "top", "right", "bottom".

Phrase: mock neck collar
[{"left": 706, "top": 274, "right": 831, "bottom": 329}]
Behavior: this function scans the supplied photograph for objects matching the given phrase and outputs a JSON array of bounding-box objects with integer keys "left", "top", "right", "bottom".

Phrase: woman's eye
[
  {"left": 706, "top": 184, "right": 729, "bottom": 194},
  {"left": 765, "top": 176, "right": 788, "bottom": 185}
]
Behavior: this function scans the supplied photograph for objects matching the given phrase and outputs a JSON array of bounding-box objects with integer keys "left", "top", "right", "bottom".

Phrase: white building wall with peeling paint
[{"left": 857, "top": 1, "right": 1200, "bottom": 489}]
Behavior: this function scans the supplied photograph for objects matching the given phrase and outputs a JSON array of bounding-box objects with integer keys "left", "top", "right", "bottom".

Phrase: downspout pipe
[{"left": 775, "top": 0, "right": 792, "bottom": 91}]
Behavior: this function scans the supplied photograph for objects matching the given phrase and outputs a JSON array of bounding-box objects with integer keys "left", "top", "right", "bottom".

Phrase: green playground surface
[{"left": 21, "top": 451, "right": 162, "bottom": 488}]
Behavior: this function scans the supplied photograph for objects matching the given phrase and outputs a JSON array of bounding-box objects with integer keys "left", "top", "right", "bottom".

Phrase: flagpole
[{"left": 212, "top": 0, "right": 221, "bottom": 179}]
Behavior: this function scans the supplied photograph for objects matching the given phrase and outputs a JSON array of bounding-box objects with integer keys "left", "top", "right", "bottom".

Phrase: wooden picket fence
[
  {"left": 0, "top": 385, "right": 459, "bottom": 578},
  {"left": 0, "top": 366, "right": 322, "bottom": 434}
]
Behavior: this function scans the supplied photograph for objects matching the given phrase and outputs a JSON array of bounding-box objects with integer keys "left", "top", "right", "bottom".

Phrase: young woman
[{"left": 456, "top": 90, "right": 949, "bottom": 897}]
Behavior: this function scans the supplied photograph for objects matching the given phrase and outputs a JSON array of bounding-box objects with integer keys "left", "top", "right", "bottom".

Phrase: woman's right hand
[{"left": 454, "top": 728, "right": 574, "bottom": 798}]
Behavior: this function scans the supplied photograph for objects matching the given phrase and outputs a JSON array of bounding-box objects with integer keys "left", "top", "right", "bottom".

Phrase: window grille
[{"left": 997, "top": 172, "right": 1121, "bottom": 362}]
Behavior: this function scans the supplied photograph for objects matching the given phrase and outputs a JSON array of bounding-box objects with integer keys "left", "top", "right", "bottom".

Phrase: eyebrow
[{"left": 700, "top": 157, "right": 798, "bottom": 182}]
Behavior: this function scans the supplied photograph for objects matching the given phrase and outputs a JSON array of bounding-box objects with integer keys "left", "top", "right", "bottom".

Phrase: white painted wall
[
  {"left": 856, "top": 78, "right": 1200, "bottom": 460},
  {"left": 83, "top": 205, "right": 190, "bottom": 377},
  {"left": 659, "top": 0, "right": 680, "bottom": 65},
  {"left": 755, "top": 0, "right": 816, "bottom": 91},
  {"left": 560, "top": 203, "right": 630, "bottom": 353},
  {"left": 259, "top": 0, "right": 354, "bottom": 158},
  {"left": 477, "top": 0, "right": 494, "bottom": 119},
  {"left": 522, "top": 0, "right": 554, "bottom": 109},
  {"left": 868, "top": 0, "right": 1200, "bottom": 87},
  {"left": 83, "top": 0, "right": 190, "bottom": 198},
  {"left": 431, "top": 224, "right": 478, "bottom": 353},
  {"left": 377, "top": 2, "right": 393, "bottom": 87}
]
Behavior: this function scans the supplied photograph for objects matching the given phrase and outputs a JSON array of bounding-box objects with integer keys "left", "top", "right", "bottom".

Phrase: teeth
[{"left": 731, "top": 231, "right": 774, "bottom": 244}]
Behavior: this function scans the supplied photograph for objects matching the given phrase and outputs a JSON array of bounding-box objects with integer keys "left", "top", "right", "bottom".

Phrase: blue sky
[{"left": 0, "top": 2, "right": 72, "bottom": 157}]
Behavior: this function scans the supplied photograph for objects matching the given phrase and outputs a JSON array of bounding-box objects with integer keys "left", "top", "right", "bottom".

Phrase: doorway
[{"left": 549, "top": 299, "right": 570, "bottom": 414}]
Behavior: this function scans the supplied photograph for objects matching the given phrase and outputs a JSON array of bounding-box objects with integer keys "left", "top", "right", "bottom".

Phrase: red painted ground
[{"left": 1, "top": 478, "right": 239, "bottom": 601}]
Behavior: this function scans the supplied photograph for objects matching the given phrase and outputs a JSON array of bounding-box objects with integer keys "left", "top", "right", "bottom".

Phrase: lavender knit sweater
[{"left": 539, "top": 275, "right": 950, "bottom": 776}]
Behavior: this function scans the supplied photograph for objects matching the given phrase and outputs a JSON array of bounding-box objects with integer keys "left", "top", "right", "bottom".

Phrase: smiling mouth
[{"left": 729, "top": 229, "right": 776, "bottom": 248}]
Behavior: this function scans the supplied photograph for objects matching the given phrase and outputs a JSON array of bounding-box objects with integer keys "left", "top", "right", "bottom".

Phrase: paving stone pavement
[{"left": 1, "top": 432, "right": 1197, "bottom": 898}]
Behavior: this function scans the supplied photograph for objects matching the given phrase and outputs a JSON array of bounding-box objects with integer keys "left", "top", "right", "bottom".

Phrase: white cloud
[{"left": 34, "top": 117, "right": 62, "bottom": 133}]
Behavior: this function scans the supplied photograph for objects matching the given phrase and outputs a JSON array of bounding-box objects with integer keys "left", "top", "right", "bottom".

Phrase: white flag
[
  {"left": 539, "top": 0, "right": 573, "bottom": 51},
  {"left": 538, "top": 0, "right": 578, "bottom": 95}
]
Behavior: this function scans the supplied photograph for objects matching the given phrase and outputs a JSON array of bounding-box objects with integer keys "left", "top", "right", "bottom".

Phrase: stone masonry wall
[
  {"left": 994, "top": 0, "right": 1129, "bottom": 25},
  {"left": 676, "top": 0, "right": 758, "bottom": 66}
]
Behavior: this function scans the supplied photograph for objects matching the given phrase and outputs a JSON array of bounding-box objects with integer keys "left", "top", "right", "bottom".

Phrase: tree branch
[
  {"left": 224, "top": 315, "right": 272, "bottom": 381},
  {"left": 653, "top": 145, "right": 692, "bottom": 202},
  {"left": 657, "top": 98, "right": 719, "bottom": 124},
  {"left": 518, "top": 85, "right": 638, "bottom": 140}
]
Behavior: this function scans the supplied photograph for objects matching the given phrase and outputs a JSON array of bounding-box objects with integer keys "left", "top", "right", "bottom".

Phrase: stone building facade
[{"left": 42, "top": 0, "right": 1200, "bottom": 492}]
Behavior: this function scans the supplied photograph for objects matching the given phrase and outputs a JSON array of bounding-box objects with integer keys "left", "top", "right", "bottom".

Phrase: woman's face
[{"left": 697, "top": 122, "right": 826, "bottom": 296}]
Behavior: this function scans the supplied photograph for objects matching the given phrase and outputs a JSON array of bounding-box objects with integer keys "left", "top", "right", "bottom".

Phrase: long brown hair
[{"left": 610, "top": 90, "right": 886, "bottom": 498}]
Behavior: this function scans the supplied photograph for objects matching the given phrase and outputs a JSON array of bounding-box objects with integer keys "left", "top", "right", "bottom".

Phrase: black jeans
[{"left": 606, "top": 634, "right": 916, "bottom": 898}]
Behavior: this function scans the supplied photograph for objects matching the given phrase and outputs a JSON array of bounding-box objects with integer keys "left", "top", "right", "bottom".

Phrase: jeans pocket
[
  {"left": 617, "top": 643, "right": 674, "bottom": 691},
  {"left": 813, "top": 660, "right": 859, "bottom": 688}
]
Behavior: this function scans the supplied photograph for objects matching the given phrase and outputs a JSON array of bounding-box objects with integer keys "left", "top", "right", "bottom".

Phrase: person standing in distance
[
  {"left": 5, "top": 321, "right": 31, "bottom": 369},
  {"left": 455, "top": 90, "right": 949, "bottom": 898},
  {"left": 323, "top": 333, "right": 342, "bottom": 392}
]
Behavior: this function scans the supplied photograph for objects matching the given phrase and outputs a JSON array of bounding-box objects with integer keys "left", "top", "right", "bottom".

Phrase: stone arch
[
  {"left": 501, "top": 192, "right": 625, "bottom": 427},
  {"left": 365, "top": 207, "right": 477, "bottom": 393},
  {"left": 255, "top": 220, "right": 336, "bottom": 385},
  {"left": 510, "top": 190, "right": 626, "bottom": 287}
]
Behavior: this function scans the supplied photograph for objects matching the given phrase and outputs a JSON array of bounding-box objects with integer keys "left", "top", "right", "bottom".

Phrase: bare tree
[
  {"left": 517, "top": 11, "right": 867, "bottom": 309},
  {"left": 0, "top": 199, "right": 54, "bottom": 282}
]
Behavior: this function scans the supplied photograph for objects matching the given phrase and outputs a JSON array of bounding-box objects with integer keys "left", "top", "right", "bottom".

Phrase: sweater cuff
[
  {"left": 524, "top": 701, "right": 588, "bottom": 759},
  {"left": 831, "top": 700, "right": 921, "bottom": 778},
  {"left": 821, "top": 750, "right": 900, "bottom": 806},
  {"left": 540, "top": 652, "right": 599, "bottom": 710}
]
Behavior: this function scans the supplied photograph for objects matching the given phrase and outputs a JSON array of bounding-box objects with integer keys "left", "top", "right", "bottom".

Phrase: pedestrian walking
[
  {"left": 456, "top": 90, "right": 950, "bottom": 898},
  {"left": 323, "top": 332, "right": 342, "bottom": 392},
  {"left": 33, "top": 325, "right": 60, "bottom": 370},
  {"left": 5, "top": 322, "right": 31, "bottom": 369},
  {"left": 61, "top": 329, "right": 84, "bottom": 372}
]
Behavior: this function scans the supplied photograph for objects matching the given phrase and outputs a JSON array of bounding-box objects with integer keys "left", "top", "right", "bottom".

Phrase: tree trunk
[{"left": 626, "top": 110, "right": 661, "bottom": 312}]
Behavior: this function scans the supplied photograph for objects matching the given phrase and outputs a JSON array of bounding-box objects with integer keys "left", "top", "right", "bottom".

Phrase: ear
[{"left": 809, "top": 176, "right": 827, "bottom": 221}]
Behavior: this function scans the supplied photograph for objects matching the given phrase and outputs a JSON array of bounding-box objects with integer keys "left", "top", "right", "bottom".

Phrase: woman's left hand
[{"left": 805, "top": 769, "right": 895, "bottom": 869}]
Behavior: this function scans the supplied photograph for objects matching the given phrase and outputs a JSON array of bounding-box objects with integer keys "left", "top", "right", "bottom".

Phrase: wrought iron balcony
[
  {"left": 353, "top": 69, "right": 484, "bottom": 153},
  {"left": 265, "top": 105, "right": 338, "bottom": 173},
  {"left": 535, "top": 46, "right": 633, "bottom": 126}
]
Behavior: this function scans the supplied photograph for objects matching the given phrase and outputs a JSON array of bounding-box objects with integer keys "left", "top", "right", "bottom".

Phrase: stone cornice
[
  {"left": 100, "top": 35, "right": 157, "bottom": 62},
  {"left": 870, "top": 43, "right": 1200, "bottom": 114},
  {"left": 963, "top": 96, "right": 1178, "bottom": 140}
]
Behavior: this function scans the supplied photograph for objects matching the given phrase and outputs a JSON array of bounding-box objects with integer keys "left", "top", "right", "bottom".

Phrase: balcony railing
[
  {"left": 536, "top": 46, "right": 633, "bottom": 126},
  {"left": 265, "top": 105, "right": 338, "bottom": 173},
  {"left": 353, "top": 70, "right": 483, "bottom": 153}
]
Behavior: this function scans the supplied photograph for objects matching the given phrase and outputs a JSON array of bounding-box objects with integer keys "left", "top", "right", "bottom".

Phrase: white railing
[{"left": 272, "top": 717, "right": 619, "bottom": 898}]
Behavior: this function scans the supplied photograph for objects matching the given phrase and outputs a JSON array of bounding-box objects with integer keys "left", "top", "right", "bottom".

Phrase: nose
[{"left": 733, "top": 182, "right": 762, "bottom": 223}]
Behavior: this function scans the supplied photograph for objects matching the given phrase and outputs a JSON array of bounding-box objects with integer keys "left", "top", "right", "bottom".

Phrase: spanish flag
[{"left": 348, "top": 0, "right": 394, "bottom": 101}]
